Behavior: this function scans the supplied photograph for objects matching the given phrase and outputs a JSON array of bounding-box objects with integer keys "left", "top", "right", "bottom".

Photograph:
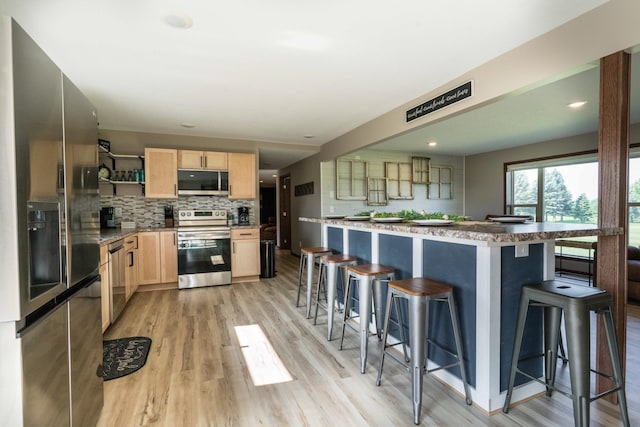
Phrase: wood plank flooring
[{"left": 97, "top": 248, "right": 639, "bottom": 426}]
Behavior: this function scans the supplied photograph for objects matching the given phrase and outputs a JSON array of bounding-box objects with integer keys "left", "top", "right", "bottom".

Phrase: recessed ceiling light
[
  {"left": 164, "top": 14, "right": 193, "bottom": 29},
  {"left": 427, "top": 141, "right": 437, "bottom": 147},
  {"left": 303, "top": 134, "right": 315, "bottom": 139},
  {"left": 180, "top": 122, "right": 196, "bottom": 128},
  {"left": 272, "top": 174, "right": 277, "bottom": 178},
  {"left": 259, "top": 180, "right": 264, "bottom": 183},
  {"left": 568, "top": 100, "right": 588, "bottom": 109}
]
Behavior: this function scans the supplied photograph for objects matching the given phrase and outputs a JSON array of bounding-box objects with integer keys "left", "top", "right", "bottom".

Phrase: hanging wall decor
[{"left": 295, "top": 181, "right": 314, "bottom": 197}]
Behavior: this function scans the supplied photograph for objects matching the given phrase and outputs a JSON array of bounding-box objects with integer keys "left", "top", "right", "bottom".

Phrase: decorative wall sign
[
  {"left": 406, "top": 80, "right": 473, "bottom": 123},
  {"left": 295, "top": 181, "right": 314, "bottom": 197}
]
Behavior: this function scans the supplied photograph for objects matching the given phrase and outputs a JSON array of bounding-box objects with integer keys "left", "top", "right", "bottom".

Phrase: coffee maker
[
  {"left": 100, "top": 207, "right": 116, "bottom": 229},
  {"left": 237, "top": 207, "right": 250, "bottom": 225}
]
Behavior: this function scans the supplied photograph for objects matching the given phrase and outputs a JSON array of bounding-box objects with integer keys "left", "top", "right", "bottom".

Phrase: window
[
  {"left": 628, "top": 157, "right": 640, "bottom": 246},
  {"left": 507, "top": 155, "right": 599, "bottom": 258},
  {"left": 507, "top": 148, "right": 640, "bottom": 253},
  {"left": 507, "top": 159, "right": 598, "bottom": 224}
]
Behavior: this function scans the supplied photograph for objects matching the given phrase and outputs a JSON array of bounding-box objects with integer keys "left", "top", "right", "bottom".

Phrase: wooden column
[{"left": 596, "top": 51, "right": 629, "bottom": 398}]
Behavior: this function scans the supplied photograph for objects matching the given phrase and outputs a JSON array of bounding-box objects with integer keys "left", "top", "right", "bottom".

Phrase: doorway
[{"left": 279, "top": 175, "right": 291, "bottom": 250}]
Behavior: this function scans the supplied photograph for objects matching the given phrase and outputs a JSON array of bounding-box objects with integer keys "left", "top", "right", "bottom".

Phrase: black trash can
[{"left": 260, "top": 240, "right": 276, "bottom": 278}]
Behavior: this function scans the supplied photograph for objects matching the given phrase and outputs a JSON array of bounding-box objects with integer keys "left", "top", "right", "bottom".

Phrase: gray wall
[
  {"left": 464, "top": 132, "right": 597, "bottom": 220},
  {"left": 281, "top": 153, "right": 323, "bottom": 254},
  {"left": 464, "top": 124, "right": 640, "bottom": 221}
]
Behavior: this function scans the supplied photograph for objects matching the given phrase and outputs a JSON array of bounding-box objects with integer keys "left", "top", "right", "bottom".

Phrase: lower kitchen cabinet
[
  {"left": 138, "top": 230, "right": 177, "bottom": 287},
  {"left": 160, "top": 230, "right": 178, "bottom": 282},
  {"left": 99, "top": 244, "right": 110, "bottom": 332},
  {"left": 231, "top": 228, "right": 260, "bottom": 282},
  {"left": 124, "top": 234, "right": 138, "bottom": 301}
]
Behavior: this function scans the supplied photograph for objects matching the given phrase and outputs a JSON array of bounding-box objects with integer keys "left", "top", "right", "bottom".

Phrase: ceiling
[
  {"left": 371, "top": 52, "right": 640, "bottom": 156},
  {"left": 0, "top": 0, "right": 615, "bottom": 178}
]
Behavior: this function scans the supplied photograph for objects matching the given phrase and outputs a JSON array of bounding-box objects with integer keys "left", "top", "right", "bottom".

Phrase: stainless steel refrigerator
[{"left": 0, "top": 17, "right": 103, "bottom": 427}]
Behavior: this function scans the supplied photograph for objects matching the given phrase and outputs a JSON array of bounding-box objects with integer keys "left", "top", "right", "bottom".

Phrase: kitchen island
[{"left": 299, "top": 216, "right": 622, "bottom": 413}]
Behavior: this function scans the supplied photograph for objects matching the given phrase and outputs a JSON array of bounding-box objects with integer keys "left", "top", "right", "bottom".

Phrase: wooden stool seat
[
  {"left": 321, "top": 254, "right": 358, "bottom": 264},
  {"left": 388, "top": 278, "right": 453, "bottom": 297},
  {"left": 301, "top": 247, "right": 332, "bottom": 255},
  {"left": 347, "top": 264, "right": 395, "bottom": 277}
]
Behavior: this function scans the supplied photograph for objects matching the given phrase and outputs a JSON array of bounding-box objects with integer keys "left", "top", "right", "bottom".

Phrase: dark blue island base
[{"left": 301, "top": 217, "right": 620, "bottom": 412}]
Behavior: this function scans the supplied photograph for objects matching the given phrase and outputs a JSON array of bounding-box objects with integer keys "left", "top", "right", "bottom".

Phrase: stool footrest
[
  {"left": 425, "top": 361, "right": 463, "bottom": 375},
  {"left": 383, "top": 348, "right": 412, "bottom": 370},
  {"left": 514, "top": 366, "right": 623, "bottom": 404},
  {"left": 591, "top": 386, "right": 624, "bottom": 403},
  {"left": 514, "top": 368, "right": 573, "bottom": 400},
  {"left": 342, "top": 316, "right": 376, "bottom": 336},
  {"left": 426, "top": 339, "right": 462, "bottom": 362}
]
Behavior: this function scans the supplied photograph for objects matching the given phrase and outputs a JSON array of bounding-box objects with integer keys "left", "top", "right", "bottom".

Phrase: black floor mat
[{"left": 103, "top": 336, "right": 151, "bottom": 381}]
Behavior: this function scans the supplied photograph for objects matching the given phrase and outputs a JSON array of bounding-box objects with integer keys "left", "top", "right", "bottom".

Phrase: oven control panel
[{"left": 177, "top": 209, "right": 227, "bottom": 227}]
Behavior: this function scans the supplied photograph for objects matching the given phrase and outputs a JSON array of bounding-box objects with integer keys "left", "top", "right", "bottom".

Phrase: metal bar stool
[
  {"left": 503, "top": 280, "right": 629, "bottom": 427},
  {"left": 313, "top": 254, "right": 358, "bottom": 340},
  {"left": 296, "top": 247, "right": 332, "bottom": 318},
  {"left": 339, "top": 263, "right": 395, "bottom": 373},
  {"left": 376, "top": 278, "right": 472, "bottom": 425}
]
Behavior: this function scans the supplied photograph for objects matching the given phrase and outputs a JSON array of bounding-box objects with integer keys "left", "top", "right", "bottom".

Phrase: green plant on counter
[
  {"left": 353, "top": 210, "right": 374, "bottom": 217},
  {"left": 396, "top": 209, "right": 466, "bottom": 221},
  {"left": 372, "top": 211, "right": 399, "bottom": 218}
]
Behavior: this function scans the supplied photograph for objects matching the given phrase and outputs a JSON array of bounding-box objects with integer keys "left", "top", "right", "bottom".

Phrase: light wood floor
[{"left": 97, "top": 248, "right": 639, "bottom": 427}]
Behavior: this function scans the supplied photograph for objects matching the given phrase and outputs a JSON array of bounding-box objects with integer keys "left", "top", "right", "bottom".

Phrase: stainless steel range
[{"left": 177, "top": 209, "right": 231, "bottom": 289}]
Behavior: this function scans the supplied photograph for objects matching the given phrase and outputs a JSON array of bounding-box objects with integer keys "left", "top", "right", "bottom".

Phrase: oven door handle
[
  {"left": 178, "top": 233, "right": 230, "bottom": 240},
  {"left": 178, "top": 242, "right": 227, "bottom": 250}
]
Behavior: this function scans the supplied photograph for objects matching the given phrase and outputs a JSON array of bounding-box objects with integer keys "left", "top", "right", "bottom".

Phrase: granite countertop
[
  {"left": 99, "top": 227, "right": 178, "bottom": 245},
  {"left": 299, "top": 217, "right": 623, "bottom": 244},
  {"left": 100, "top": 224, "right": 259, "bottom": 245}
]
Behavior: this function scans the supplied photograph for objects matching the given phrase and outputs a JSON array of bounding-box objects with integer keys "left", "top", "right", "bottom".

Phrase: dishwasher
[{"left": 109, "top": 239, "right": 126, "bottom": 323}]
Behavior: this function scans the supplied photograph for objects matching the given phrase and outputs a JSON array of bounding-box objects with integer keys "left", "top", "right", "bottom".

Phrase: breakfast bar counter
[{"left": 299, "top": 216, "right": 622, "bottom": 413}]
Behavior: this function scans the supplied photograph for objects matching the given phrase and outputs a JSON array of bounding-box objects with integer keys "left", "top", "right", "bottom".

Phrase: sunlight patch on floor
[{"left": 234, "top": 324, "right": 293, "bottom": 386}]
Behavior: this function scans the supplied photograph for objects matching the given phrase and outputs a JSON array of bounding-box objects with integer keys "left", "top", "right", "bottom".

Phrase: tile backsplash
[{"left": 101, "top": 195, "right": 255, "bottom": 228}]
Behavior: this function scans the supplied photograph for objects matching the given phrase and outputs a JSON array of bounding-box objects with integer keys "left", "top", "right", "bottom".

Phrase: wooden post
[{"left": 596, "top": 51, "right": 629, "bottom": 399}]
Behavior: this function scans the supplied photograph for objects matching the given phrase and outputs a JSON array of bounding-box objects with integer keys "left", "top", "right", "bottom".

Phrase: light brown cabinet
[
  {"left": 145, "top": 148, "right": 178, "bottom": 199},
  {"left": 231, "top": 228, "right": 260, "bottom": 282},
  {"left": 124, "top": 234, "right": 138, "bottom": 301},
  {"left": 178, "top": 150, "right": 228, "bottom": 170},
  {"left": 99, "top": 245, "right": 110, "bottom": 332},
  {"left": 138, "top": 231, "right": 177, "bottom": 286},
  {"left": 137, "top": 232, "right": 160, "bottom": 285},
  {"left": 160, "top": 230, "right": 178, "bottom": 283},
  {"left": 228, "top": 152, "right": 256, "bottom": 200}
]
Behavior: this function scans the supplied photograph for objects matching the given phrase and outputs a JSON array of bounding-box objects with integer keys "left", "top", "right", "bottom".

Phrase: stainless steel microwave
[{"left": 177, "top": 169, "right": 229, "bottom": 196}]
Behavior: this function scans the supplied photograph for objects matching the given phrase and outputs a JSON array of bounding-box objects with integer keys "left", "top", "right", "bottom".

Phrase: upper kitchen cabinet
[
  {"left": 178, "top": 150, "right": 228, "bottom": 170},
  {"left": 144, "top": 148, "right": 178, "bottom": 199},
  {"left": 228, "top": 152, "right": 256, "bottom": 200}
]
